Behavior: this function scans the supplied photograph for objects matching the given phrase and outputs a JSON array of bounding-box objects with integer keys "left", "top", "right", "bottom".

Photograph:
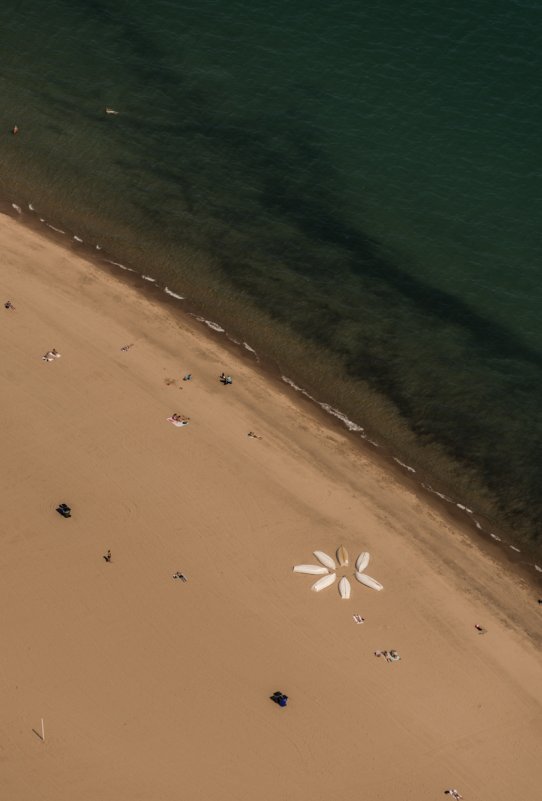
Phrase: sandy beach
[{"left": 1, "top": 212, "right": 541, "bottom": 801}]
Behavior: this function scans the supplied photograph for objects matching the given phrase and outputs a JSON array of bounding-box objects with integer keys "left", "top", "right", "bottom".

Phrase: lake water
[{"left": 1, "top": 0, "right": 541, "bottom": 553}]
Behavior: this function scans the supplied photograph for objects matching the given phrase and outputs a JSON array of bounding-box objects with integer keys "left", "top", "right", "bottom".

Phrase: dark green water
[{"left": 1, "top": 1, "right": 541, "bottom": 555}]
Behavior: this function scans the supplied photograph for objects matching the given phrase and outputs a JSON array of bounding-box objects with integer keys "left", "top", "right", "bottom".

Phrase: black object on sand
[
  {"left": 56, "top": 503, "right": 71, "bottom": 518},
  {"left": 270, "top": 691, "right": 288, "bottom": 707}
]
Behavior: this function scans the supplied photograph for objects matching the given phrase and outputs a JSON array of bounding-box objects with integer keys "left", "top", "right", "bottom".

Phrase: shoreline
[
  {"left": 2, "top": 209, "right": 541, "bottom": 800},
  {"left": 4, "top": 198, "right": 541, "bottom": 586}
]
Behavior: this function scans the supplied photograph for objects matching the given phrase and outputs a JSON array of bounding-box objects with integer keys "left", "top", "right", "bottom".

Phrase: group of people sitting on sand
[
  {"left": 374, "top": 649, "right": 401, "bottom": 662},
  {"left": 171, "top": 413, "right": 189, "bottom": 423},
  {"left": 219, "top": 372, "right": 232, "bottom": 385}
]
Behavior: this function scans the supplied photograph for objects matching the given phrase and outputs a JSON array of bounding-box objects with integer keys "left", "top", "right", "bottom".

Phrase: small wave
[
  {"left": 535, "top": 564, "right": 542, "bottom": 573},
  {"left": 243, "top": 342, "right": 257, "bottom": 354},
  {"left": 194, "top": 316, "right": 225, "bottom": 333},
  {"left": 282, "top": 375, "right": 304, "bottom": 393},
  {"left": 489, "top": 533, "right": 502, "bottom": 542},
  {"left": 281, "top": 376, "right": 364, "bottom": 433},
  {"left": 73, "top": 235, "right": 83, "bottom": 243},
  {"left": 28, "top": 203, "right": 35, "bottom": 211},
  {"left": 95, "top": 244, "right": 102, "bottom": 250},
  {"left": 39, "top": 218, "right": 45, "bottom": 222},
  {"left": 320, "top": 403, "right": 364, "bottom": 432},
  {"left": 422, "top": 484, "right": 454, "bottom": 503},
  {"left": 509, "top": 545, "right": 521, "bottom": 552},
  {"left": 474, "top": 520, "right": 482, "bottom": 530},
  {"left": 46, "top": 224, "right": 65, "bottom": 234},
  {"left": 104, "top": 259, "right": 135, "bottom": 272},
  {"left": 164, "top": 286, "right": 184, "bottom": 300},
  {"left": 393, "top": 457, "right": 416, "bottom": 473},
  {"left": 141, "top": 275, "right": 156, "bottom": 282},
  {"left": 11, "top": 203, "right": 22, "bottom": 214}
]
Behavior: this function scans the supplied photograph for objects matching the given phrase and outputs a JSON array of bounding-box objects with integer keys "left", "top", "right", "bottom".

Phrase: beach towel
[{"left": 167, "top": 417, "right": 188, "bottom": 427}]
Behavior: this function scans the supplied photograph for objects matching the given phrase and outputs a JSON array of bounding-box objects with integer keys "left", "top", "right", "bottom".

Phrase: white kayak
[
  {"left": 355, "top": 552, "right": 370, "bottom": 573},
  {"left": 338, "top": 576, "right": 351, "bottom": 599},
  {"left": 355, "top": 572, "right": 383, "bottom": 591},
  {"left": 293, "top": 564, "right": 329, "bottom": 575},
  {"left": 313, "top": 550, "right": 336, "bottom": 570},
  {"left": 311, "top": 573, "right": 337, "bottom": 593},
  {"left": 336, "top": 545, "right": 349, "bottom": 566}
]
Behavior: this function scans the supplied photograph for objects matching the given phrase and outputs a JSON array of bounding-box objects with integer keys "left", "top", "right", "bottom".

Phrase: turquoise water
[{"left": 1, "top": 1, "right": 541, "bottom": 551}]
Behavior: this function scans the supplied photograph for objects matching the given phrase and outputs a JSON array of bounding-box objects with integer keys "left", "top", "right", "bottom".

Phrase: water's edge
[{"left": 4, "top": 197, "right": 541, "bottom": 587}]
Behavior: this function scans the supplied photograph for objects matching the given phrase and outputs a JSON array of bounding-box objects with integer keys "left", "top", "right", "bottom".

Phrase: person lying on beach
[
  {"left": 4, "top": 300, "right": 15, "bottom": 310},
  {"left": 474, "top": 624, "right": 487, "bottom": 634},
  {"left": 248, "top": 431, "right": 262, "bottom": 439},
  {"left": 42, "top": 349, "right": 61, "bottom": 361},
  {"left": 120, "top": 344, "right": 134, "bottom": 352},
  {"left": 171, "top": 414, "right": 190, "bottom": 422},
  {"left": 173, "top": 572, "right": 187, "bottom": 582},
  {"left": 183, "top": 374, "right": 192, "bottom": 381},
  {"left": 444, "top": 790, "right": 463, "bottom": 800}
]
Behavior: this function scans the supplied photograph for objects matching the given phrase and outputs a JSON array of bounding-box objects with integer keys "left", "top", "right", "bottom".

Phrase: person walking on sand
[
  {"left": 4, "top": 300, "right": 15, "bottom": 310},
  {"left": 103, "top": 549, "right": 112, "bottom": 563}
]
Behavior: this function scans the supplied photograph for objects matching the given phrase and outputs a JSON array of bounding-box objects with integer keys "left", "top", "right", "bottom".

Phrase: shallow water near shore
[{"left": 0, "top": 0, "right": 541, "bottom": 552}]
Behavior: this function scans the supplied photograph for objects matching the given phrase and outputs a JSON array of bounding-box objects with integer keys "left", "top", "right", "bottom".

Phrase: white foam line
[
  {"left": 46, "top": 224, "right": 65, "bottom": 234},
  {"left": 281, "top": 376, "right": 364, "bottom": 433},
  {"left": 141, "top": 275, "right": 156, "bottom": 282},
  {"left": 11, "top": 203, "right": 22, "bottom": 214},
  {"left": 394, "top": 457, "right": 416, "bottom": 473},
  {"left": 104, "top": 259, "right": 135, "bottom": 272},
  {"left": 39, "top": 218, "right": 45, "bottom": 222},
  {"left": 534, "top": 564, "right": 542, "bottom": 573},
  {"left": 474, "top": 520, "right": 482, "bottom": 530},
  {"left": 489, "top": 533, "right": 502, "bottom": 542},
  {"left": 321, "top": 403, "right": 364, "bottom": 432},
  {"left": 194, "top": 315, "right": 225, "bottom": 333},
  {"left": 243, "top": 342, "right": 257, "bottom": 354},
  {"left": 509, "top": 545, "right": 521, "bottom": 552},
  {"left": 422, "top": 484, "right": 453, "bottom": 503},
  {"left": 73, "top": 235, "right": 83, "bottom": 243},
  {"left": 164, "top": 286, "right": 184, "bottom": 300},
  {"left": 28, "top": 203, "right": 35, "bottom": 211}
]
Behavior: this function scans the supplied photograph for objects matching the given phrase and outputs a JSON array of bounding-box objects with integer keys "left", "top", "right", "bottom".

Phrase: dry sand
[{"left": 1, "top": 213, "right": 541, "bottom": 801}]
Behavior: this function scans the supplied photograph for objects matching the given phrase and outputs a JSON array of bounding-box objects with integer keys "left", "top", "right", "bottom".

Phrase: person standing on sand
[
  {"left": 104, "top": 549, "right": 112, "bottom": 563},
  {"left": 4, "top": 300, "right": 15, "bottom": 310}
]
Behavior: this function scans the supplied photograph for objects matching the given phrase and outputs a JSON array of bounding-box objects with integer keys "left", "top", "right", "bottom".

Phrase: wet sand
[{"left": 1, "top": 213, "right": 541, "bottom": 801}]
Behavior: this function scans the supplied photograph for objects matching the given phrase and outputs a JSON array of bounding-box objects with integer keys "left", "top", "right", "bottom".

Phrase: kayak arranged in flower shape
[{"left": 293, "top": 546, "right": 383, "bottom": 598}]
